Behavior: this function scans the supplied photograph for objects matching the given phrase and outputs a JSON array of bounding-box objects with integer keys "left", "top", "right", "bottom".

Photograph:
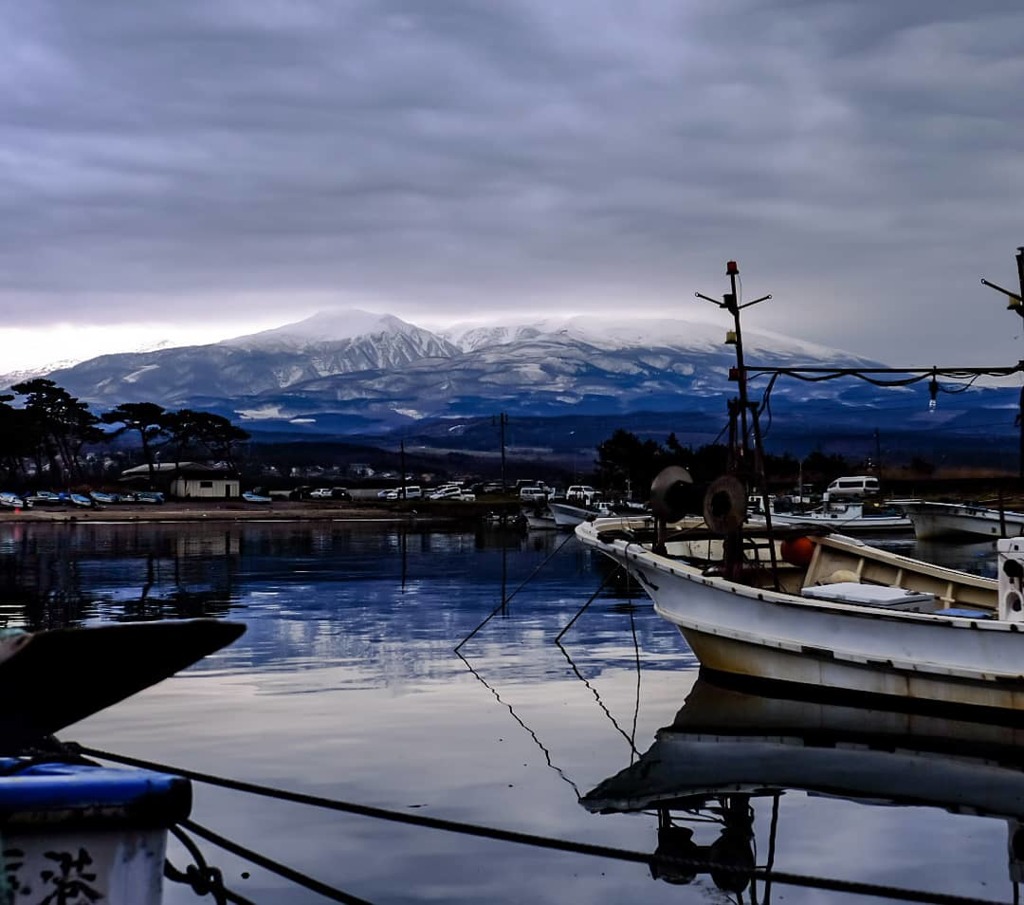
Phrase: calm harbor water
[{"left": 0, "top": 520, "right": 1015, "bottom": 904}]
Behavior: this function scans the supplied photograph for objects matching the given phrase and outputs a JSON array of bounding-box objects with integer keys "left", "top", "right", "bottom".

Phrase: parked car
[
  {"left": 383, "top": 486, "right": 422, "bottom": 501},
  {"left": 566, "top": 485, "right": 599, "bottom": 505},
  {"left": 519, "top": 486, "right": 549, "bottom": 502}
]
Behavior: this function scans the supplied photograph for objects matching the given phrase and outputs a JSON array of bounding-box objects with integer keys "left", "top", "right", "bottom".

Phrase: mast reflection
[{"left": 583, "top": 674, "right": 1024, "bottom": 902}]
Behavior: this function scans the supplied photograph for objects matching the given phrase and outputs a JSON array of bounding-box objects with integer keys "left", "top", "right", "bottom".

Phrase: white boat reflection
[{"left": 582, "top": 675, "right": 1024, "bottom": 900}]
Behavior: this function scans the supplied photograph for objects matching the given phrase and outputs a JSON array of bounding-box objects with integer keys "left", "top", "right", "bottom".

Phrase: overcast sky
[{"left": 1, "top": 1, "right": 1023, "bottom": 371}]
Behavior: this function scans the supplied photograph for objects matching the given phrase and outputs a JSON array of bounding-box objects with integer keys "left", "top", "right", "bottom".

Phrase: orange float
[{"left": 780, "top": 535, "right": 815, "bottom": 567}]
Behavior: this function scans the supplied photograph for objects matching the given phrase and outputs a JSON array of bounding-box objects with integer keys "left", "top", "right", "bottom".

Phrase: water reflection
[
  {"left": 17, "top": 520, "right": 1014, "bottom": 903},
  {"left": 583, "top": 674, "right": 1024, "bottom": 903},
  {"left": 0, "top": 521, "right": 678, "bottom": 676}
]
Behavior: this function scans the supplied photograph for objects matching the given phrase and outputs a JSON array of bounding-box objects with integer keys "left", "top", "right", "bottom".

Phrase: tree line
[
  {"left": 593, "top": 428, "right": 859, "bottom": 496},
  {"left": 0, "top": 379, "right": 250, "bottom": 489}
]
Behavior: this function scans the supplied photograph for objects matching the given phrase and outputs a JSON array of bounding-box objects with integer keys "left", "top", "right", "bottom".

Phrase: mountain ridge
[{"left": 3, "top": 308, "right": 1018, "bottom": 461}]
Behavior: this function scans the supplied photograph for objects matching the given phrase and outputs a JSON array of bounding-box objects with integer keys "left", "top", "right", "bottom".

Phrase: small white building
[{"left": 120, "top": 462, "right": 240, "bottom": 500}]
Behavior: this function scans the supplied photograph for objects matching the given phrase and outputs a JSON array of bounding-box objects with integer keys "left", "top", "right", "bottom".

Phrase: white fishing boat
[
  {"left": 751, "top": 497, "right": 912, "bottom": 534},
  {"left": 576, "top": 511, "right": 1024, "bottom": 711},
  {"left": 577, "top": 257, "right": 1024, "bottom": 713},
  {"left": 899, "top": 499, "right": 1024, "bottom": 540},
  {"left": 547, "top": 499, "right": 614, "bottom": 529},
  {"left": 522, "top": 505, "right": 557, "bottom": 530}
]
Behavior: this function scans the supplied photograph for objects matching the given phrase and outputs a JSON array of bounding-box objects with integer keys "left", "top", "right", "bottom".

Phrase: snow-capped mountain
[{"left": 18, "top": 308, "right": 1018, "bottom": 455}]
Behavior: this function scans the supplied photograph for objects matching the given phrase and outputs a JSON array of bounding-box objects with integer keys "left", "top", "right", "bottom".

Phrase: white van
[
  {"left": 825, "top": 476, "right": 879, "bottom": 500},
  {"left": 519, "top": 486, "right": 550, "bottom": 502}
]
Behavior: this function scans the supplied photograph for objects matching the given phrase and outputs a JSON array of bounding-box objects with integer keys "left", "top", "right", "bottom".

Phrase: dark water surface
[{"left": 0, "top": 520, "right": 1016, "bottom": 904}]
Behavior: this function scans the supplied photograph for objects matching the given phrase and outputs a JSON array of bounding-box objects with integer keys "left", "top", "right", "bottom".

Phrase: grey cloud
[{"left": 0, "top": 0, "right": 1020, "bottom": 365}]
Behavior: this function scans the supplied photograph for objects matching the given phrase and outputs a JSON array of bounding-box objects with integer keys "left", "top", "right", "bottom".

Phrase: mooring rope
[
  {"left": 179, "top": 819, "right": 372, "bottom": 905},
  {"left": 455, "top": 529, "right": 577, "bottom": 651},
  {"left": 71, "top": 744, "right": 1012, "bottom": 905},
  {"left": 455, "top": 651, "right": 583, "bottom": 799},
  {"left": 166, "top": 823, "right": 246, "bottom": 905}
]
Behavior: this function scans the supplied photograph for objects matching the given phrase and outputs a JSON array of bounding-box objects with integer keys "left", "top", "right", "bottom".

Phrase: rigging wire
[
  {"left": 554, "top": 638, "right": 641, "bottom": 760},
  {"left": 70, "top": 743, "right": 1015, "bottom": 905},
  {"left": 455, "top": 530, "right": 577, "bottom": 651},
  {"left": 627, "top": 581, "right": 642, "bottom": 761},
  {"left": 743, "top": 362, "right": 1024, "bottom": 446},
  {"left": 456, "top": 650, "right": 583, "bottom": 800},
  {"left": 555, "top": 561, "right": 620, "bottom": 642}
]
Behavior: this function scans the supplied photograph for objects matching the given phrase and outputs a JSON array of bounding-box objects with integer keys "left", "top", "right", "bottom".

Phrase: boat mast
[
  {"left": 696, "top": 261, "right": 777, "bottom": 582},
  {"left": 980, "top": 247, "right": 1024, "bottom": 480}
]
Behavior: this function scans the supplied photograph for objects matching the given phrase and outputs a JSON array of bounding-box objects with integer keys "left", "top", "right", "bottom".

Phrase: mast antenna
[
  {"left": 695, "top": 261, "right": 778, "bottom": 585},
  {"left": 980, "top": 246, "right": 1024, "bottom": 317}
]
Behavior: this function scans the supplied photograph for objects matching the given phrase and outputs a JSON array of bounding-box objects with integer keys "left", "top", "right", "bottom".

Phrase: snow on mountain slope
[
  {"left": 224, "top": 310, "right": 446, "bottom": 350},
  {"left": 440, "top": 314, "right": 874, "bottom": 364},
  {"left": 27, "top": 306, "right": 903, "bottom": 438}
]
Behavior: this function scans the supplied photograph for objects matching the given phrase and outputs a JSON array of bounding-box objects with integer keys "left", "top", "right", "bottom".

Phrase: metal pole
[
  {"left": 500, "top": 412, "right": 508, "bottom": 492},
  {"left": 1018, "top": 248, "right": 1024, "bottom": 483},
  {"left": 726, "top": 261, "right": 751, "bottom": 467},
  {"left": 400, "top": 439, "right": 406, "bottom": 499}
]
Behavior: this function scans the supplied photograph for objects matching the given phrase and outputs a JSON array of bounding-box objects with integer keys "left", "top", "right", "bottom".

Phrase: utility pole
[
  {"left": 399, "top": 438, "right": 407, "bottom": 499},
  {"left": 494, "top": 412, "right": 508, "bottom": 491}
]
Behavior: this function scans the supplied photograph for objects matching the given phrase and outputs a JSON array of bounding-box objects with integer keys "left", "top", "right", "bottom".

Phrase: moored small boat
[
  {"left": 578, "top": 257, "right": 1024, "bottom": 715},
  {"left": 24, "top": 490, "right": 62, "bottom": 506},
  {"left": 522, "top": 505, "right": 557, "bottom": 530},
  {"left": 0, "top": 619, "right": 245, "bottom": 903},
  {"left": 900, "top": 499, "right": 1024, "bottom": 540},
  {"left": 752, "top": 498, "right": 912, "bottom": 534},
  {"left": 547, "top": 500, "right": 610, "bottom": 529},
  {"left": 576, "top": 515, "right": 1019, "bottom": 711}
]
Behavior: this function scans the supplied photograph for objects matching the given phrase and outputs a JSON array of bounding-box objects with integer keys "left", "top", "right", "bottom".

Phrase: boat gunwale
[{"left": 579, "top": 520, "right": 1010, "bottom": 632}]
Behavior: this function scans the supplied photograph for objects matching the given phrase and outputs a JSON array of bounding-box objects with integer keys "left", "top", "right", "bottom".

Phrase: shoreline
[{"left": 0, "top": 499, "right": 518, "bottom": 525}]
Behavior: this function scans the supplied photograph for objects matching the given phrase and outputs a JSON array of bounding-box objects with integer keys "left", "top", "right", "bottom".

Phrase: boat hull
[
  {"left": 902, "top": 501, "right": 1024, "bottom": 540},
  {"left": 680, "top": 628, "right": 1024, "bottom": 712},
  {"left": 547, "top": 501, "right": 594, "bottom": 528},
  {"left": 577, "top": 519, "right": 1024, "bottom": 711},
  {"left": 764, "top": 511, "right": 911, "bottom": 534}
]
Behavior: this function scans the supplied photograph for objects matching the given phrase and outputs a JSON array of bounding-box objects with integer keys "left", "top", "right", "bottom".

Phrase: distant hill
[{"left": 5, "top": 308, "right": 1020, "bottom": 466}]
